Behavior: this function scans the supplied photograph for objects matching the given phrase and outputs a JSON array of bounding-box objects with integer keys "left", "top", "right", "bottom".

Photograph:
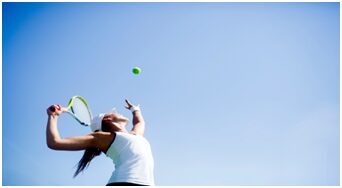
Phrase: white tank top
[{"left": 105, "top": 132, "right": 155, "bottom": 185}]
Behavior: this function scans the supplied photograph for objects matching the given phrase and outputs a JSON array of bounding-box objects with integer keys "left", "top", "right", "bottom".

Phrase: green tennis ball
[{"left": 132, "top": 67, "right": 141, "bottom": 75}]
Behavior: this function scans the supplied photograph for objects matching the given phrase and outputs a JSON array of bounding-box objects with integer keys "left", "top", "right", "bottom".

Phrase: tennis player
[{"left": 46, "top": 99, "right": 155, "bottom": 186}]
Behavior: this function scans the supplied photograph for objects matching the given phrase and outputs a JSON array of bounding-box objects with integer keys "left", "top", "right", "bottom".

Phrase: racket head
[{"left": 67, "top": 96, "right": 92, "bottom": 126}]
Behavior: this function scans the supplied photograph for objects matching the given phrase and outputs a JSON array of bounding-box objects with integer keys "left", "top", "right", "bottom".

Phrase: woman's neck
[{"left": 112, "top": 122, "right": 128, "bottom": 133}]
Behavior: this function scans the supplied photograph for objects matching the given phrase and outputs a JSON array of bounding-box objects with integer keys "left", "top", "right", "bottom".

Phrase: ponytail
[{"left": 74, "top": 147, "right": 101, "bottom": 177}]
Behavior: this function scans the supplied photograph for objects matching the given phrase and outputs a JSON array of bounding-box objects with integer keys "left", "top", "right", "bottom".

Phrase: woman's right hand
[{"left": 47, "top": 104, "right": 66, "bottom": 117}]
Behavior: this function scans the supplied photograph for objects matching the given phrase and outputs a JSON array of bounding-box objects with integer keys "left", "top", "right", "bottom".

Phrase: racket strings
[{"left": 71, "top": 98, "right": 92, "bottom": 126}]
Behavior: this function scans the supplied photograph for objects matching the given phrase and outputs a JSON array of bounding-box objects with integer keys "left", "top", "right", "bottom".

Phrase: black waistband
[{"left": 106, "top": 182, "right": 148, "bottom": 186}]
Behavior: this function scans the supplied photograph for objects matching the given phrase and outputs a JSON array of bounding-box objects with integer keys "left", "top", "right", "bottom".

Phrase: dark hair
[
  {"left": 74, "top": 147, "right": 101, "bottom": 177},
  {"left": 73, "top": 119, "right": 113, "bottom": 177}
]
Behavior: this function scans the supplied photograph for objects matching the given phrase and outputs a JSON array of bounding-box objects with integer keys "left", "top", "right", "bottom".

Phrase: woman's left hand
[{"left": 125, "top": 99, "right": 134, "bottom": 110}]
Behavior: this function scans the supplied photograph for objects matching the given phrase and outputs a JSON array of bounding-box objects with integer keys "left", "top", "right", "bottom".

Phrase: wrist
[
  {"left": 48, "top": 114, "right": 59, "bottom": 120},
  {"left": 129, "top": 105, "right": 141, "bottom": 113}
]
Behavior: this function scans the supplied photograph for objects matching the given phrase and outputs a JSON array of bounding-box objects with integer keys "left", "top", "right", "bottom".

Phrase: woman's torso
[{"left": 104, "top": 132, "right": 155, "bottom": 185}]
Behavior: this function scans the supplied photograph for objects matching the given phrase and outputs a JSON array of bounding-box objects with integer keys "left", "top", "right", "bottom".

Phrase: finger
[
  {"left": 125, "top": 99, "right": 132, "bottom": 106},
  {"left": 56, "top": 105, "right": 61, "bottom": 111},
  {"left": 49, "top": 104, "right": 63, "bottom": 113},
  {"left": 49, "top": 104, "right": 59, "bottom": 111},
  {"left": 125, "top": 99, "right": 130, "bottom": 104},
  {"left": 52, "top": 104, "right": 61, "bottom": 112}
]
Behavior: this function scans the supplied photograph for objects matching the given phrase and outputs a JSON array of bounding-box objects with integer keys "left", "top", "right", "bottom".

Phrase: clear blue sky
[{"left": 2, "top": 2, "right": 340, "bottom": 186}]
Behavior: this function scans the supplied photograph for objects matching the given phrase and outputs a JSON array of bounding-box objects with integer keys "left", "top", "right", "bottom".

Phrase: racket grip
[{"left": 49, "top": 105, "right": 61, "bottom": 112}]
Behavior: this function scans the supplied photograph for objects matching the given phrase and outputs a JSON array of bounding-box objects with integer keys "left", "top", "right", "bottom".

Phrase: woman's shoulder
[{"left": 91, "top": 132, "right": 116, "bottom": 152}]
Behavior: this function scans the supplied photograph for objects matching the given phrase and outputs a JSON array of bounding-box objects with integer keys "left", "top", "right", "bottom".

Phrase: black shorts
[{"left": 106, "top": 182, "right": 148, "bottom": 186}]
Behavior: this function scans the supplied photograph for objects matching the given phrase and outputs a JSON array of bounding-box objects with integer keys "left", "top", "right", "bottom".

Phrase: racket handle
[{"left": 49, "top": 105, "right": 61, "bottom": 112}]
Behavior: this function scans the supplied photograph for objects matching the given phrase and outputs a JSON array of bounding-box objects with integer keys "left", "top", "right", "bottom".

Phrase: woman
[{"left": 46, "top": 99, "right": 155, "bottom": 186}]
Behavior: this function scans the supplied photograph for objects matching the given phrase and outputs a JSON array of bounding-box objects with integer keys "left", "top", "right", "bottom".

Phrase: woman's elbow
[{"left": 47, "top": 139, "right": 62, "bottom": 150}]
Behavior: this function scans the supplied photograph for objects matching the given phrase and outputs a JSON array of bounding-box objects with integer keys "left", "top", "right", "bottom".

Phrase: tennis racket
[{"left": 49, "top": 96, "right": 92, "bottom": 126}]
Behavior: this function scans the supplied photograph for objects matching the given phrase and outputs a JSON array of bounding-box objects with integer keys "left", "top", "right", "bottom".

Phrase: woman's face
[{"left": 101, "top": 112, "right": 129, "bottom": 132}]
